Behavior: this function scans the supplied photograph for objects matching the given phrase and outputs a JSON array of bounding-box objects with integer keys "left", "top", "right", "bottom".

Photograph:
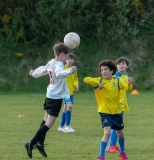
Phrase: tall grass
[{"left": 0, "top": 91, "right": 154, "bottom": 159}]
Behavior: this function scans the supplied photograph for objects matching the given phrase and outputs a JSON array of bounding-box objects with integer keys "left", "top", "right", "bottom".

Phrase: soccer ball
[{"left": 64, "top": 32, "right": 80, "bottom": 49}]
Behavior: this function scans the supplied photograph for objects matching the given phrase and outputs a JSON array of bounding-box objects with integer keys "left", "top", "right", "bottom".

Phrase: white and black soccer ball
[{"left": 64, "top": 32, "right": 80, "bottom": 49}]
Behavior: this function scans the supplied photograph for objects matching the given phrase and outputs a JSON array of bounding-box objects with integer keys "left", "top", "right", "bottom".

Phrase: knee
[
  {"left": 45, "top": 120, "right": 55, "bottom": 128},
  {"left": 104, "top": 131, "right": 110, "bottom": 140},
  {"left": 117, "top": 130, "right": 124, "bottom": 138},
  {"left": 67, "top": 104, "right": 72, "bottom": 110}
]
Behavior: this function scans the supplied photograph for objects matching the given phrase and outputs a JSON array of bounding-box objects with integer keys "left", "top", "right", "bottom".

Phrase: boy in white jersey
[
  {"left": 24, "top": 43, "right": 77, "bottom": 158},
  {"left": 106, "top": 57, "right": 130, "bottom": 153},
  {"left": 58, "top": 53, "right": 79, "bottom": 133},
  {"left": 83, "top": 60, "right": 133, "bottom": 160}
]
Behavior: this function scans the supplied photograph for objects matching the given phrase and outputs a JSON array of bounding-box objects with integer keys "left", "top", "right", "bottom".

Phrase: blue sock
[
  {"left": 109, "top": 129, "right": 118, "bottom": 146},
  {"left": 66, "top": 110, "right": 71, "bottom": 126},
  {"left": 118, "top": 137, "right": 125, "bottom": 153},
  {"left": 60, "top": 112, "right": 66, "bottom": 127},
  {"left": 99, "top": 141, "right": 107, "bottom": 158}
]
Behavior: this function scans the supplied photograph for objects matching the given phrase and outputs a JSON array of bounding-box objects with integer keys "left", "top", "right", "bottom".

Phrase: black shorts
[
  {"left": 99, "top": 113, "right": 124, "bottom": 130},
  {"left": 43, "top": 97, "right": 62, "bottom": 117}
]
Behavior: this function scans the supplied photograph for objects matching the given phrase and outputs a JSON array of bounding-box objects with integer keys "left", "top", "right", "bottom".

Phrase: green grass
[{"left": 0, "top": 90, "right": 154, "bottom": 160}]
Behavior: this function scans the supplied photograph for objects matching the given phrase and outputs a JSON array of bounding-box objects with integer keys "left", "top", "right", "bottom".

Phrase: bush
[{"left": 0, "top": 0, "right": 154, "bottom": 91}]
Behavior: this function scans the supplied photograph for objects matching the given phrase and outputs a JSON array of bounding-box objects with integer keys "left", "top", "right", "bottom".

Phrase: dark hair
[
  {"left": 98, "top": 60, "right": 116, "bottom": 75},
  {"left": 53, "top": 42, "right": 73, "bottom": 56},
  {"left": 68, "top": 53, "right": 75, "bottom": 59},
  {"left": 115, "top": 57, "right": 129, "bottom": 66}
]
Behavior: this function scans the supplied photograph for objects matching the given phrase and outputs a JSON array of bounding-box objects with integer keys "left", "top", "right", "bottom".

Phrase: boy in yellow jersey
[
  {"left": 58, "top": 53, "right": 79, "bottom": 132},
  {"left": 83, "top": 60, "right": 133, "bottom": 160},
  {"left": 106, "top": 57, "right": 130, "bottom": 153}
]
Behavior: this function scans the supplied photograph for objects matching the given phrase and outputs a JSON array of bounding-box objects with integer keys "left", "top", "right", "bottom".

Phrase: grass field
[{"left": 0, "top": 90, "right": 154, "bottom": 160}]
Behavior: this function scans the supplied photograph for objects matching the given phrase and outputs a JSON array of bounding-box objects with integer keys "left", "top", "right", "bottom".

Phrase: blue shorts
[
  {"left": 99, "top": 113, "right": 124, "bottom": 130},
  {"left": 63, "top": 94, "right": 74, "bottom": 104}
]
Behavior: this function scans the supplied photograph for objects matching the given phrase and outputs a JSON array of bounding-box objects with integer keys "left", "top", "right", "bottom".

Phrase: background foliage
[{"left": 0, "top": 0, "right": 154, "bottom": 92}]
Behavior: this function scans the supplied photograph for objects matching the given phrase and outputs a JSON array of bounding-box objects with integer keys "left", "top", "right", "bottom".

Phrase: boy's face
[
  {"left": 100, "top": 66, "right": 113, "bottom": 80},
  {"left": 66, "top": 58, "right": 74, "bottom": 66},
  {"left": 60, "top": 53, "right": 70, "bottom": 63},
  {"left": 116, "top": 61, "right": 128, "bottom": 73}
]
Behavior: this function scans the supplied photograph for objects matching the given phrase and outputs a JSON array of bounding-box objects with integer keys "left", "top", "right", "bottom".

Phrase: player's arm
[
  {"left": 120, "top": 78, "right": 133, "bottom": 91},
  {"left": 128, "top": 77, "right": 133, "bottom": 84},
  {"left": 55, "top": 63, "right": 77, "bottom": 78},
  {"left": 29, "top": 69, "right": 34, "bottom": 76},
  {"left": 30, "top": 61, "right": 52, "bottom": 78},
  {"left": 83, "top": 77, "right": 103, "bottom": 89},
  {"left": 74, "top": 71, "right": 79, "bottom": 91},
  {"left": 128, "top": 77, "right": 133, "bottom": 91}
]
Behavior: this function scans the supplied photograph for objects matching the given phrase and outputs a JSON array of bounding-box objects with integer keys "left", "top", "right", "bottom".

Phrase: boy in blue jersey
[
  {"left": 83, "top": 60, "right": 133, "bottom": 160},
  {"left": 58, "top": 53, "right": 79, "bottom": 133},
  {"left": 106, "top": 57, "right": 131, "bottom": 153}
]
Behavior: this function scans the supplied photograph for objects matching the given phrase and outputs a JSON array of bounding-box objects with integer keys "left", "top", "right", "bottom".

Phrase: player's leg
[
  {"left": 109, "top": 129, "right": 118, "bottom": 146},
  {"left": 117, "top": 130, "right": 125, "bottom": 153},
  {"left": 65, "top": 101, "right": 75, "bottom": 132},
  {"left": 38, "top": 111, "right": 48, "bottom": 144},
  {"left": 34, "top": 114, "right": 56, "bottom": 157},
  {"left": 106, "top": 111, "right": 125, "bottom": 153},
  {"left": 97, "top": 113, "right": 112, "bottom": 160},
  {"left": 117, "top": 130, "right": 128, "bottom": 160},
  {"left": 58, "top": 103, "right": 67, "bottom": 132},
  {"left": 24, "top": 98, "right": 62, "bottom": 158},
  {"left": 36, "top": 99, "right": 51, "bottom": 145},
  {"left": 40, "top": 106, "right": 49, "bottom": 126},
  {"left": 25, "top": 116, "right": 56, "bottom": 158},
  {"left": 115, "top": 113, "right": 128, "bottom": 160},
  {"left": 24, "top": 118, "right": 50, "bottom": 158},
  {"left": 37, "top": 99, "right": 53, "bottom": 145},
  {"left": 106, "top": 131, "right": 119, "bottom": 153},
  {"left": 65, "top": 95, "right": 75, "bottom": 132},
  {"left": 106, "top": 129, "right": 118, "bottom": 153},
  {"left": 30, "top": 115, "right": 56, "bottom": 157},
  {"left": 33, "top": 108, "right": 50, "bottom": 157},
  {"left": 98, "top": 126, "right": 111, "bottom": 160}
]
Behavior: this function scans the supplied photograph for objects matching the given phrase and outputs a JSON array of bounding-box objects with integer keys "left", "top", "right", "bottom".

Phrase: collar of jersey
[{"left": 115, "top": 71, "right": 128, "bottom": 77}]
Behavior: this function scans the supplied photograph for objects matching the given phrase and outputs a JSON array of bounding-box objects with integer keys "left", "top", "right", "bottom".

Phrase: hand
[
  {"left": 98, "top": 82, "right": 103, "bottom": 90},
  {"left": 29, "top": 69, "right": 34, "bottom": 76},
  {"left": 71, "top": 66, "right": 77, "bottom": 73},
  {"left": 128, "top": 77, "right": 133, "bottom": 84},
  {"left": 75, "top": 87, "right": 79, "bottom": 92}
]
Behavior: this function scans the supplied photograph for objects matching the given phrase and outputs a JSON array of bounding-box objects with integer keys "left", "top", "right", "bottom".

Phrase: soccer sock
[
  {"left": 30, "top": 125, "right": 49, "bottom": 147},
  {"left": 60, "top": 112, "right": 66, "bottom": 127},
  {"left": 39, "top": 120, "right": 46, "bottom": 144},
  {"left": 66, "top": 110, "right": 71, "bottom": 126},
  {"left": 40, "top": 120, "right": 46, "bottom": 127},
  {"left": 99, "top": 141, "right": 107, "bottom": 158},
  {"left": 118, "top": 137, "right": 125, "bottom": 153},
  {"left": 109, "top": 129, "right": 118, "bottom": 146}
]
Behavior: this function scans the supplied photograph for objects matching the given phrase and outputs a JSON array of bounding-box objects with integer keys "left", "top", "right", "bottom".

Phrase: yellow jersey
[
  {"left": 83, "top": 76, "right": 132, "bottom": 114},
  {"left": 64, "top": 65, "right": 78, "bottom": 95},
  {"left": 115, "top": 72, "right": 129, "bottom": 111}
]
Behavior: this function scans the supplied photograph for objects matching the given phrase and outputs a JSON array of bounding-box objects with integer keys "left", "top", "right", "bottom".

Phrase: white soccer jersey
[{"left": 32, "top": 59, "right": 73, "bottom": 99}]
